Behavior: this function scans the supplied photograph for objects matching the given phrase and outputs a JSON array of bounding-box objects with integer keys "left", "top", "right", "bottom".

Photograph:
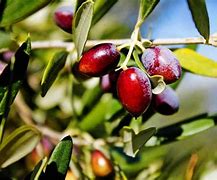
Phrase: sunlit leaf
[
  {"left": 138, "top": 0, "right": 159, "bottom": 23},
  {"left": 41, "top": 51, "right": 68, "bottom": 97},
  {"left": 92, "top": 0, "right": 118, "bottom": 25},
  {"left": 187, "top": 0, "right": 210, "bottom": 41},
  {"left": 150, "top": 75, "right": 166, "bottom": 94},
  {"left": 174, "top": 48, "right": 217, "bottom": 77},
  {"left": 122, "top": 126, "right": 156, "bottom": 157},
  {"left": 44, "top": 136, "right": 73, "bottom": 179},
  {"left": 0, "top": 125, "right": 41, "bottom": 168},
  {"left": 0, "top": 0, "right": 53, "bottom": 27},
  {"left": 73, "top": 0, "right": 94, "bottom": 58}
]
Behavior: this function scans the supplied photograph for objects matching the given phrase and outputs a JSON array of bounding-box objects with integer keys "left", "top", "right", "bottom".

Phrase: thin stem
[
  {"left": 120, "top": 23, "right": 141, "bottom": 70},
  {"left": 31, "top": 35, "right": 217, "bottom": 50}
]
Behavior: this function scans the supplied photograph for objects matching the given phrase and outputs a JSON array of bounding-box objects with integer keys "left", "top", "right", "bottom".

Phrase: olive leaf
[
  {"left": 0, "top": 37, "right": 31, "bottom": 116},
  {"left": 92, "top": 0, "right": 118, "bottom": 25},
  {"left": 73, "top": 0, "right": 94, "bottom": 58},
  {"left": 41, "top": 51, "right": 68, "bottom": 97},
  {"left": 0, "top": 125, "right": 41, "bottom": 168},
  {"left": 174, "top": 48, "right": 217, "bottom": 77},
  {"left": 122, "top": 126, "right": 156, "bottom": 157},
  {"left": 138, "top": 0, "right": 159, "bottom": 23},
  {"left": 150, "top": 75, "right": 166, "bottom": 94},
  {"left": 44, "top": 136, "right": 73, "bottom": 179},
  {"left": 187, "top": 0, "right": 210, "bottom": 42},
  {"left": 0, "top": 31, "right": 17, "bottom": 50},
  {"left": 0, "top": 0, "right": 53, "bottom": 27},
  {"left": 28, "top": 157, "right": 48, "bottom": 180}
]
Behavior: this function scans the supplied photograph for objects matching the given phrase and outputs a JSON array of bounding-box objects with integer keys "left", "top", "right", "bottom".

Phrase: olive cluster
[
  {"left": 77, "top": 43, "right": 181, "bottom": 117},
  {"left": 53, "top": 6, "right": 181, "bottom": 118}
]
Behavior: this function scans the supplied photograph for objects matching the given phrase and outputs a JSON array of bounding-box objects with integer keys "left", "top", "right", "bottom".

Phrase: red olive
[
  {"left": 152, "top": 86, "right": 179, "bottom": 115},
  {"left": 100, "top": 69, "right": 121, "bottom": 93},
  {"left": 91, "top": 150, "right": 114, "bottom": 178},
  {"left": 141, "top": 46, "right": 182, "bottom": 84},
  {"left": 54, "top": 6, "right": 73, "bottom": 33},
  {"left": 117, "top": 67, "right": 152, "bottom": 117},
  {"left": 78, "top": 43, "right": 120, "bottom": 77}
]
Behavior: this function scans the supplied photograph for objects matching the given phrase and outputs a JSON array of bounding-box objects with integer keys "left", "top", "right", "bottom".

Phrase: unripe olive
[
  {"left": 54, "top": 6, "right": 73, "bottom": 33},
  {"left": 152, "top": 86, "right": 179, "bottom": 115},
  {"left": 117, "top": 67, "right": 152, "bottom": 117},
  {"left": 141, "top": 46, "right": 182, "bottom": 84},
  {"left": 91, "top": 150, "right": 114, "bottom": 178},
  {"left": 78, "top": 43, "right": 120, "bottom": 77}
]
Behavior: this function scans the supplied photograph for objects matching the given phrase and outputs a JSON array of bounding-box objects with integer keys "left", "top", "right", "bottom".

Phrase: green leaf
[
  {"left": 73, "top": 0, "right": 94, "bottom": 58},
  {"left": 138, "top": 0, "right": 159, "bottom": 23},
  {"left": 0, "top": 37, "right": 31, "bottom": 115},
  {"left": 174, "top": 48, "right": 217, "bottom": 77},
  {"left": 41, "top": 51, "right": 68, "bottom": 97},
  {"left": 79, "top": 96, "right": 122, "bottom": 133},
  {"left": 122, "top": 126, "right": 156, "bottom": 157},
  {"left": 0, "top": 0, "right": 53, "bottom": 27},
  {"left": 0, "top": 125, "right": 41, "bottom": 168},
  {"left": 150, "top": 75, "right": 166, "bottom": 94},
  {"left": 92, "top": 0, "right": 118, "bottom": 25},
  {"left": 0, "top": 31, "right": 17, "bottom": 50},
  {"left": 187, "top": 0, "right": 210, "bottom": 41},
  {"left": 29, "top": 157, "right": 48, "bottom": 180},
  {"left": 44, "top": 136, "right": 73, "bottom": 179}
]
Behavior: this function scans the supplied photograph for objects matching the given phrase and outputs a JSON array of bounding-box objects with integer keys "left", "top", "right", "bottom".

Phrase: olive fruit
[
  {"left": 152, "top": 86, "right": 179, "bottom": 115},
  {"left": 141, "top": 46, "right": 181, "bottom": 84},
  {"left": 91, "top": 150, "right": 114, "bottom": 178},
  {"left": 100, "top": 69, "right": 121, "bottom": 93},
  {"left": 117, "top": 67, "right": 152, "bottom": 117},
  {"left": 78, "top": 43, "right": 120, "bottom": 77},
  {"left": 54, "top": 6, "right": 73, "bottom": 33}
]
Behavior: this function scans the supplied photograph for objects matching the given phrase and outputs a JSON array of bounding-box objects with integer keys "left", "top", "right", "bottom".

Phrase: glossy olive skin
[
  {"left": 141, "top": 46, "right": 182, "bottom": 84},
  {"left": 152, "top": 86, "right": 179, "bottom": 115},
  {"left": 100, "top": 69, "right": 121, "bottom": 94},
  {"left": 91, "top": 150, "right": 114, "bottom": 178},
  {"left": 78, "top": 43, "right": 120, "bottom": 77},
  {"left": 54, "top": 6, "right": 73, "bottom": 33},
  {"left": 117, "top": 67, "right": 152, "bottom": 117}
]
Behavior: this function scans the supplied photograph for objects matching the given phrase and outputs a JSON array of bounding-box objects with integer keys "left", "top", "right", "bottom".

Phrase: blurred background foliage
[{"left": 1, "top": 0, "right": 217, "bottom": 179}]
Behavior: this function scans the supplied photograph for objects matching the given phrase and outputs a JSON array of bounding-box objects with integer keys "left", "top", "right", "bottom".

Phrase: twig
[{"left": 31, "top": 35, "right": 217, "bottom": 50}]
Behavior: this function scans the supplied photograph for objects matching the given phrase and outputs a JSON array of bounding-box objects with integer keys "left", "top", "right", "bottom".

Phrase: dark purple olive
[
  {"left": 100, "top": 69, "right": 121, "bottom": 93},
  {"left": 117, "top": 67, "right": 152, "bottom": 117},
  {"left": 152, "top": 86, "right": 179, "bottom": 115},
  {"left": 141, "top": 46, "right": 182, "bottom": 84},
  {"left": 54, "top": 6, "right": 73, "bottom": 33},
  {"left": 78, "top": 43, "right": 120, "bottom": 77}
]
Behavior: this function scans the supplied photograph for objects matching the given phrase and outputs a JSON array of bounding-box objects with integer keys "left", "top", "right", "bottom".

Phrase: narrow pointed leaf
[
  {"left": 0, "top": 37, "right": 31, "bottom": 115},
  {"left": 138, "top": 0, "right": 159, "bottom": 22},
  {"left": 44, "top": 136, "right": 73, "bottom": 179},
  {"left": 92, "top": 0, "right": 118, "bottom": 25},
  {"left": 174, "top": 48, "right": 217, "bottom": 77},
  {"left": 122, "top": 126, "right": 156, "bottom": 157},
  {"left": 0, "top": 125, "right": 41, "bottom": 168},
  {"left": 41, "top": 51, "right": 68, "bottom": 97},
  {"left": 0, "top": 0, "right": 53, "bottom": 27},
  {"left": 29, "top": 157, "right": 48, "bottom": 180},
  {"left": 73, "top": 0, "right": 94, "bottom": 58},
  {"left": 187, "top": 0, "right": 210, "bottom": 41}
]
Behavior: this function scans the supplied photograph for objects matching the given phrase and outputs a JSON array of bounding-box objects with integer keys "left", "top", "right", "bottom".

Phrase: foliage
[{"left": 0, "top": 0, "right": 216, "bottom": 179}]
